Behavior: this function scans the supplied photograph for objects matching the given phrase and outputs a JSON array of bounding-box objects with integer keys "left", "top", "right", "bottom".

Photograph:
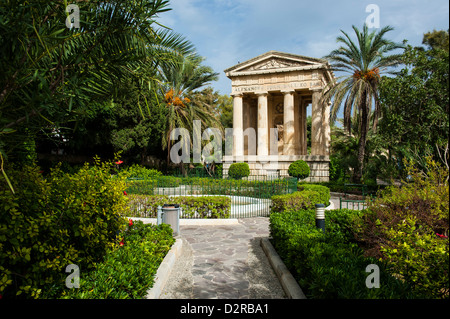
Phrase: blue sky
[{"left": 157, "top": 0, "right": 449, "bottom": 95}]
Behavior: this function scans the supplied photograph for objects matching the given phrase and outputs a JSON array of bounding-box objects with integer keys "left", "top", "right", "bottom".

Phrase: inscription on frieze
[{"left": 232, "top": 81, "right": 322, "bottom": 93}]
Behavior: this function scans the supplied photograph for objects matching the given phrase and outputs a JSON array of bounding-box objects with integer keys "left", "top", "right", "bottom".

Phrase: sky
[{"left": 156, "top": 0, "right": 449, "bottom": 96}]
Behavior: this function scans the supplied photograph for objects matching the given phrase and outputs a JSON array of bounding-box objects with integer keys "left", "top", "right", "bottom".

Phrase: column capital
[
  {"left": 255, "top": 91, "right": 268, "bottom": 97},
  {"left": 281, "top": 89, "right": 295, "bottom": 95},
  {"left": 231, "top": 93, "right": 243, "bottom": 98}
]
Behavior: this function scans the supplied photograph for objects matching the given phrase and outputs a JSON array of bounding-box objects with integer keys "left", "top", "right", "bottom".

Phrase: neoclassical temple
[{"left": 222, "top": 51, "right": 335, "bottom": 182}]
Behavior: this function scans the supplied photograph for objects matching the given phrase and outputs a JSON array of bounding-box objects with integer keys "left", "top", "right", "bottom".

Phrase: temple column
[
  {"left": 232, "top": 93, "right": 244, "bottom": 157},
  {"left": 323, "top": 100, "right": 331, "bottom": 156},
  {"left": 282, "top": 90, "right": 295, "bottom": 155},
  {"left": 256, "top": 92, "right": 268, "bottom": 157},
  {"left": 311, "top": 89, "right": 323, "bottom": 155}
]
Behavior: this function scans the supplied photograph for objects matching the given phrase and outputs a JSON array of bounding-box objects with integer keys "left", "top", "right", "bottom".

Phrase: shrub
[
  {"left": 119, "top": 164, "right": 162, "bottom": 179},
  {"left": 56, "top": 221, "right": 175, "bottom": 299},
  {"left": 271, "top": 184, "right": 330, "bottom": 213},
  {"left": 297, "top": 183, "right": 330, "bottom": 206},
  {"left": 0, "top": 159, "right": 128, "bottom": 299},
  {"left": 288, "top": 160, "right": 310, "bottom": 180},
  {"left": 128, "top": 195, "right": 231, "bottom": 219},
  {"left": 228, "top": 163, "right": 250, "bottom": 180},
  {"left": 270, "top": 209, "right": 419, "bottom": 298},
  {"left": 354, "top": 157, "right": 449, "bottom": 298}
]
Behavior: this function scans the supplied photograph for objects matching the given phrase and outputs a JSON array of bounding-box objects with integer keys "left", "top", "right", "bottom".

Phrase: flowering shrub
[
  {"left": 354, "top": 157, "right": 449, "bottom": 298},
  {"left": 0, "top": 158, "right": 128, "bottom": 298}
]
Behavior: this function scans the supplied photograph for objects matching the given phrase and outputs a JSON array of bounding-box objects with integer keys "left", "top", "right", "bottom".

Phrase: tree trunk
[{"left": 353, "top": 90, "right": 369, "bottom": 183}]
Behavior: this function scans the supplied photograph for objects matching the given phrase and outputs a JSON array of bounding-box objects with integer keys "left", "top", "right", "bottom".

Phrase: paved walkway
[{"left": 159, "top": 217, "right": 287, "bottom": 299}]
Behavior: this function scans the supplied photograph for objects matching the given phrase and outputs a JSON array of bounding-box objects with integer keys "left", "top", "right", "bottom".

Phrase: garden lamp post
[{"left": 315, "top": 204, "right": 325, "bottom": 233}]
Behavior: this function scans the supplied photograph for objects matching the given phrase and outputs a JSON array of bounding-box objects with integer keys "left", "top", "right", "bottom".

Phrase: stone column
[
  {"left": 256, "top": 92, "right": 269, "bottom": 157},
  {"left": 232, "top": 93, "right": 244, "bottom": 157},
  {"left": 311, "top": 89, "right": 323, "bottom": 155},
  {"left": 282, "top": 90, "right": 295, "bottom": 155},
  {"left": 322, "top": 100, "right": 331, "bottom": 156}
]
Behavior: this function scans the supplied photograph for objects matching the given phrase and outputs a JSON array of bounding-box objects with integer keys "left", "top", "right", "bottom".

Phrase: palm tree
[
  {"left": 323, "top": 24, "right": 404, "bottom": 182},
  {"left": 158, "top": 54, "right": 221, "bottom": 169},
  {"left": 0, "top": 0, "right": 196, "bottom": 191}
]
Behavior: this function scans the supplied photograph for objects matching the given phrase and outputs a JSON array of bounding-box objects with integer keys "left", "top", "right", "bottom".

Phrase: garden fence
[{"left": 126, "top": 175, "right": 298, "bottom": 218}]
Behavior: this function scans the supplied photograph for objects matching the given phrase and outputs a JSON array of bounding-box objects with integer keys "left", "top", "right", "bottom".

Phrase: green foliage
[
  {"left": 0, "top": 0, "right": 195, "bottom": 164},
  {"left": 297, "top": 184, "right": 331, "bottom": 205},
  {"left": 56, "top": 222, "right": 175, "bottom": 299},
  {"left": 271, "top": 188, "right": 329, "bottom": 213},
  {"left": 324, "top": 24, "right": 405, "bottom": 182},
  {"left": 0, "top": 159, "right": 128, "bottom": 298},
  {"left": 378, "top": 41, "right": 449, "bottom": 171},
  {"left": 355, "top": 157, "right": 449, "bottom": 298},
  {"left": 288, "top": 160, "right": 310, "bottom": 180},
  {"left": 128, "top": 195, "right": 231, "bottom": 218},
  {"left": 121, "top": 165, "right": 163, "bottom": 179},
  {"left": 228, "top": 163, "right": 250, "bottom": 180},
  {"left": 270, "top": 209, "right": 418, "bottom": 298}
]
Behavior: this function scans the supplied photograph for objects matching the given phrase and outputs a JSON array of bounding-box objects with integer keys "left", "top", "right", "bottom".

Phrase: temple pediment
[{"left": 225, "top": 51, "right": 327, "bottom": 77}]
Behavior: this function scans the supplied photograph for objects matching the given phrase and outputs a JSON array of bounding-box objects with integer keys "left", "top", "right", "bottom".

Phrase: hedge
[
  {"left": 297, "top": 183, "right": 330, "bottom": 206},
  {"left": 0, "top": 159, "right": 128, "bottom": 299},
  {"left": 128, "top": 195, "right": 231, "bottom": 218},
  {"left": 53, "top": 221, "right": 175, "bottom": 299},
  {"left": 269, "top": 209, "right": 420, "bottom": 298},
  {"left": 271, "top": 189, "right": 330, "bottom": 212},
  {"left": 228, "top": 163, "right": 250, "bottom": 179}
]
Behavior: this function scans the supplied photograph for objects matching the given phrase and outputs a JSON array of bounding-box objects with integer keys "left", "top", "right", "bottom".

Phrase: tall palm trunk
[{"left": 354, "top": 89, "right": 369, "bottom": 182}]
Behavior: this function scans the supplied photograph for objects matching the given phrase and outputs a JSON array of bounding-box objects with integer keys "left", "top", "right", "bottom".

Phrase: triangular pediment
[{"left": 225, "top": 51, "right": 327, "bottom": 77}]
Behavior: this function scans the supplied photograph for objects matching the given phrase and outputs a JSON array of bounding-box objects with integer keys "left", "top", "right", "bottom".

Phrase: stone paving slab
[{"left": 159, "top": 217, "right": 286, "bottom": 299}]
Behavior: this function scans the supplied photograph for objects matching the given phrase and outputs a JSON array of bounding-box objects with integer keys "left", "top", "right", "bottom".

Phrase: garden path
[{"left": 159, "top": 217, "right": 287, "bottom": 299}]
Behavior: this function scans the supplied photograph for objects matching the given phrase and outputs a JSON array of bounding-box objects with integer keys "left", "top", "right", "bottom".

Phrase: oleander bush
[
  {"left": 128, "top": 195, "right": 231, "bottom": 218},
  {"left": 270, "top": 209, "right": 419, "bottom": 298},
  {"left": 56, "top": 221, "right": 175, "bottom": 299},
  {"left": 0, "top": 158, "right": 128, "bottom": 299},
  {"left": 228, "top": 163, "right": 250, "bottom": 180}
]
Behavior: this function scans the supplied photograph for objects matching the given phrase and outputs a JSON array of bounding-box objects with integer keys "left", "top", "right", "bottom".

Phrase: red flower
[
  {"left": 115, "top": 160, "right": 124, "bottom": 165},
  {"left": 119, "top": 239, "right": 124, "bottom": 247},
  {"left": 436, "top": 233, "right": 448, "bottom": 239},
  {"left": 123, "top": 191, "right": 127, "bottom": 196},
  {"left": 129, "top": 219, "right": 133, "bottom": 226}
]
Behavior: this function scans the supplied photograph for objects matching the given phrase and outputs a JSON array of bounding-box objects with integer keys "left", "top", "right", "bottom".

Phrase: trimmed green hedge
[
  {"left": 228, "top": 163, "right": 250, "bottom": 180},
  {"left": 288, "top": 160, "right": 310, "bottom": 180},
  {"left": 126, "top": 176, "right": 292, "bottom": 199},
  {"left": 55, "top": 221, "right": 175, "bottom": 299},
  {"left": 128, "top": 195, "right": 231, "bottom": 218},
  {"left": 270, "top": 209, "right": 420, "bottom": 299},
  {"left": 271, "top": 184, "right": 330, "bottom": 213},
  {"left": 297, "top": 183, "right": 330, "bottom": 206}
]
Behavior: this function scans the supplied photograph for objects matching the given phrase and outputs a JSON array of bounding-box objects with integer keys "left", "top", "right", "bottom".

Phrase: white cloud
[{"left": 158, "top": 0, "right": 449, "bottom": 94}]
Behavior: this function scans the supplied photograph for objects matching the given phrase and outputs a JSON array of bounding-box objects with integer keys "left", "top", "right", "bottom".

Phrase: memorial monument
[{"left": 222, "top": 51, "right": 335, "bottom": 182}]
